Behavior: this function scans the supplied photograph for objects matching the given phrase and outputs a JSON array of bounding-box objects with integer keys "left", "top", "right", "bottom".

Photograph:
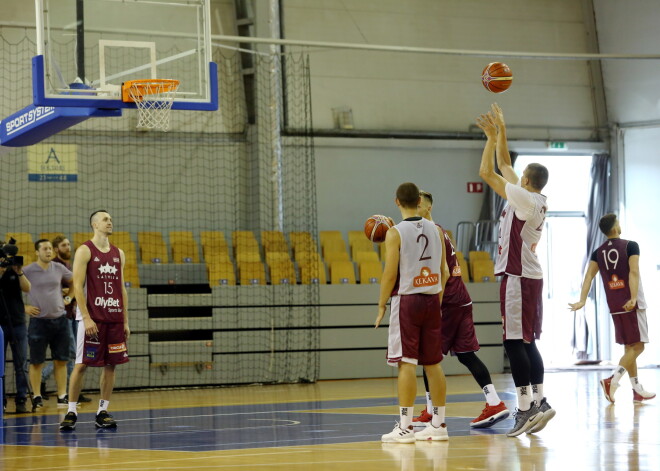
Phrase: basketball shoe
[
  {"left": 633, "top": 388, "right": 656, "bottom": 403},
  {"left": 600, "top": 376, "right": 618, "bottom": 403},
  {"left": 415, "top": 422, "right": 449, "bottom": 441},
  {"left": 527, "top": 398, "right": 556, "bottom": 433},
  {"left": 470, "top": 401, "right": 510, "bottom": 428},
  {"left": 95, "top": 411, "right": 118, "bottom": 429},
  {"left": 413, "top": 409, "right": 432, "bottom": 427},
  {"left": 60, "top": 412, "right": 78, "bottom": 431},
  {"left": 506, "top": 401, "right": 543, "bottom": 437},
  {"left": 381, "top": 422, "right": 415, "bottom": 443}
]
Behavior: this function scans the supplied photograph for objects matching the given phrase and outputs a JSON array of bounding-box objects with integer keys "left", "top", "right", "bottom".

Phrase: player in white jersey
[
  {"left": 376, "top": 182, "right": 450, "bottom": 443},
  {"left": 477, "top": 104, "right": 555, "bottom": 437}
]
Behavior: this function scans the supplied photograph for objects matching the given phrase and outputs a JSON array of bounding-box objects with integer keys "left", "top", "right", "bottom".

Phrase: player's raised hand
[
  {"left": 568, "top": 301, "right": 585, "bottom": 311},
  {"left": 476, "top": 113, "right": 497, "bottom": 139},
  {"left": 491, "top": 103, "right": 505, "bottom": 128}
]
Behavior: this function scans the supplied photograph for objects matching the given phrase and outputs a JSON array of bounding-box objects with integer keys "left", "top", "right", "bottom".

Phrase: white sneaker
[
  {"left": 414, "top": 422, "right": 449, "bottom": 441},
  {"left": 633, "top": 388, "right": 656, "bottom": 403},
  {"left": 381, "top": 422, "right": 416, "bottom": 443}
]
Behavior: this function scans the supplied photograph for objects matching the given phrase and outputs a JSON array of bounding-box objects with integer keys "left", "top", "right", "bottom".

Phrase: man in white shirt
[{"left": 476, "top": 104, "right": 555, "bottom": 437}]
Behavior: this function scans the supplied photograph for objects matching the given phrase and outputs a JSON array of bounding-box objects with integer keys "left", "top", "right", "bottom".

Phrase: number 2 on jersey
[{"left": 417, "top": 234, "right": 431, "bottom": 261}]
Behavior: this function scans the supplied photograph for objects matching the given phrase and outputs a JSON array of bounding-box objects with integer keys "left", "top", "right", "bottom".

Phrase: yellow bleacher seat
[
  {"left": 236, "top": 251, "right": 261, "bottom": 263},
  {"left": 232, "top": 230, "right": 257, "bottom": 246},
  {"left": 299, "top": 260, "right": 326, "bottom": 284},
  {"left": 324, "top": 251, "right": 350, "bottom": 263},
  {"left": 73, "top": 232, "right": 93, "bottom": 250},
  {"left": 170, "top": 231, "right": 200, "bottom": 263},
  {"left": 261, "top": 230, "right": 286, "bottom": 245},
  {"left": 457, "top": 257, "right": 470, "bottom": 284},
  {"left": 205, "top": 251, "right": 231, "bottom": 264},
  {"left": 359, "top": 261, "right": 383, "bottom": 284},
  {"left": 265, "top": 251, "right": 291, "bottom": 265},
  {"left": 354, "top": 251, "right": 380, "bottom": 265},
  {"left": 289, "top": 231, "right": 314, "bottom": 246},
  {"left": 469, "top": 250, "right": 491, "bottom": 261},
  {"left": 296, "top": 251, "right": 322, "bottom": 265},
  {"left": 379, "top": 242, "right": 387, "bottom": 261},
  {"left": 6, "top": 233, "right": 36, "bottom": 263},
  {"left": 123, "top": 265, "right": 140, "bottom": 288},
  {"left": 238, "top": 261, "right": 266, "bottom": 285},
  {"left": 322, "top": 238, "right": 347, "bottom": 257},
  {"left": 269, "top": 260, "right": 296, "bottom": 285},
  {"left": 350, "top": 238, "right": 376, "bottom": 259},
  {"left": 207, "top": 261, "right": 236, "bottom": 286},
  {"left": 319, "top": 230, "right": 343, "bottom": 245},
  {"left": 347, "top": 230, "right": 365, "bottom": 243},
  {"left": 329, "top": 260, "right": 356, "bottom": 284},
  {"left": 201, "top": 231, "right": 228, "bottom": 253},
  {"left": 263, "top": 240, "right": 288, "bottom": 254},
  {"left": 138, "top": 232, "right": 169, "bottom": 264},
  {"left": 40, "top": 232, "right": 65, "bottom": 243},
  {"left": 472, "top": 259, "right": 496, "bottom": 283}
]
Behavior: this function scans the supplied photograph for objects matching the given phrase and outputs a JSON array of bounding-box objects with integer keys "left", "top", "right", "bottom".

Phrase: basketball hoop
[{"left": 121, "top": 79, "right": 180, "bottom": 131}]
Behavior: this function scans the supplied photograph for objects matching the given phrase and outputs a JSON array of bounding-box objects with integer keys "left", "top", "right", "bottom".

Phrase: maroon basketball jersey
[
  {"left": 437, "top": 224, "right": 471, "bottom": 307},
  {"left": 595, "top": 238, "right": 645, "bottom": 314},
  {"left": 83, "top": 240, "right": 124, "bottom": 323}
]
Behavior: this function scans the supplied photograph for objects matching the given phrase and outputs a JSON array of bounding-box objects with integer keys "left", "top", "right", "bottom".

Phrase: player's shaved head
[
  {"left": 419, "top": 190, "right": 433, "bottom": 204},
  {"left": 396, "top": 182, "right": 420, "bottom": 209},
  {"left": 524, "top": 163, "right": 549, "bottom": 191},
  {"left": 90, "top": 209, "right": 109, "bottom": 227},
  {"left": 599, "top": 213, "right": 618, "bottom": 236}
]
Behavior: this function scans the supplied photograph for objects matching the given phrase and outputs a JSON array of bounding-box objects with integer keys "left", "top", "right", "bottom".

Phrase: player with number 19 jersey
[
  {"left": 593, "top": 238, "right": 646, "bottom": 315},
  {"left": 78, "top": 241, "right": 124, "bottom": 323}
]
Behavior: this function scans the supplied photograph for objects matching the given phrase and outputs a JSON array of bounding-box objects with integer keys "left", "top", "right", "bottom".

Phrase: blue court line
[{"left": 1, "top": 392, "right": 516, "bottom": 451}]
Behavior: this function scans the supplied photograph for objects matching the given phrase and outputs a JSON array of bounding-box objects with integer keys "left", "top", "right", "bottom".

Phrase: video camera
[{"left": 0, "top": 238, "right": 24, "bottom": 268}]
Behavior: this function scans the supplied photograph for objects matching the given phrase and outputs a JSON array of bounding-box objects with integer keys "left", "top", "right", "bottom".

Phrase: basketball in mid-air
[
  {"left": 482, "top": 62, "right": 513, "bottom": 93},
  {"left": 364, "top": 215, "right": 395, "bottom": 243}
]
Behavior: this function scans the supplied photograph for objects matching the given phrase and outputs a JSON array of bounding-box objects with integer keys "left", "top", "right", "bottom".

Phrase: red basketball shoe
[
  {"left": 470, "top": 401, "right": 510, "bottom": 428},
  {"left": 413, "top": 409, "right": 433, "bottom": 424},
  {"left": 633, "top": 388, "right": 656, "bottom": 403},
  {"left": 600, "top": 376, "right": 618, "bottom": 403}
]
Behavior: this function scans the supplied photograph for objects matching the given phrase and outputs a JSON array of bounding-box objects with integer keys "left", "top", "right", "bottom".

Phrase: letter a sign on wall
[{"left": 27, "top": 144, "right": 78, "bottom": 182}]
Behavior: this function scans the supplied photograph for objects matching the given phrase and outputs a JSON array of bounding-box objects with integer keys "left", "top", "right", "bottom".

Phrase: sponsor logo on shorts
[
  {"left": 608, "top": 275, "right": 625, "bottom": 290},
  {"left": 413, "top": 266, "right": 439, "bottom": 287},
  {"left": 452, "top": 265, "right": 462, "bottom": 277},
  {"left": 85, "top": 345, "right": 98, "bottom": 359},
  {"left": 109, "top": 342, "right": 127, "bottom": 353}
]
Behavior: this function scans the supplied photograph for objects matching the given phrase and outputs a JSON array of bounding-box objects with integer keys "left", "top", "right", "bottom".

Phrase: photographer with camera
[
  {"left": 0, "top": 238, "right": 31, "bottom": 414},
  {"left": 23, "top": 239, "right": 73, "bottom": 408}
]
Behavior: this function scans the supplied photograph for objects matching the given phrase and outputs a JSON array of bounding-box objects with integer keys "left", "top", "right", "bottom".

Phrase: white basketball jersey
[
  {"left": 495, "top": 183, "right": 548, "bottom": 279},
  {"left": 393, "top": 217, "right": 443, "bottom": 295}
]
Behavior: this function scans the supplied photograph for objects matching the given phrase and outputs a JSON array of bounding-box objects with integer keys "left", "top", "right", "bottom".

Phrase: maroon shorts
[
  {"left": 387, "top": 294, "right": 442, "bottom": 366},
  {"left": 500, "top": 275, "right": 543, "bottom": 342},
  {"left": 612, "top": 309, "right": 649, "bottom": 345},
  {"left": 80, "top": 322, "right": 129, "bottom": 367},
  {"left": 441, "top": 303, "right": 480, "bottom": 355}
]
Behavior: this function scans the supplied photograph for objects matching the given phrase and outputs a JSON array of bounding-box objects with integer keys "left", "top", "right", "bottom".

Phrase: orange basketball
[
  {"left": 364, "top": 215, "right": 395, "bottom": 243},
  {"left": 482, "top": 62, "right": 513, "bottom": 93}
]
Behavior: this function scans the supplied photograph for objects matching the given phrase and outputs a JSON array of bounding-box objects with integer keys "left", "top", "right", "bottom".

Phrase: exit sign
[
  {"left": 467, "top": 182, "right": 484, "bottom": 193},
  {"left": 548, "top": 141, "right": 567, "bottom": 150}
]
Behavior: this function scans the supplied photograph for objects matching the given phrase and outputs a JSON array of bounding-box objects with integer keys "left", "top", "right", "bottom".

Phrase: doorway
[{"left": 514, "top": 154, "right": 594, "bottom": 366}]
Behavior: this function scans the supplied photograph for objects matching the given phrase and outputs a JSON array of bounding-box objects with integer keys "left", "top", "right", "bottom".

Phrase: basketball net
[{"left": 125, "top": 79, "right": 180, "bottom": 131}]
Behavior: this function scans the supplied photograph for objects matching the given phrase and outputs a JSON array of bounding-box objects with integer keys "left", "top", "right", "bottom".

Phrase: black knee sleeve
[
  {"left": 456, "top": 351, "right": 492, "bottom": 389},
  {"left": 504, "top": 340, "right": 531, "bottom": 387}
]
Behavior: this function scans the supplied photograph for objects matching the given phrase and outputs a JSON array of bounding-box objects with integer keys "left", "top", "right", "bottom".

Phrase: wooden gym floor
[{"left": 1, "top": 368, "right": 658, "bottom": 470}]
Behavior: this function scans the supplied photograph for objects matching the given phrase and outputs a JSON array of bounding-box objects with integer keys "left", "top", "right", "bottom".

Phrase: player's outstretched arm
[
  {"left": 477, "top": 112, "right": 508, "bottom": 199},
  {"left": 375, "top": 228, "right": 399, "bottom": 328},
  {"left": 490, "top": 103, "right": 519, "bottom": 184},
  {"left": 568, "top": 261, "right": 599, "bottom": 311}
]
